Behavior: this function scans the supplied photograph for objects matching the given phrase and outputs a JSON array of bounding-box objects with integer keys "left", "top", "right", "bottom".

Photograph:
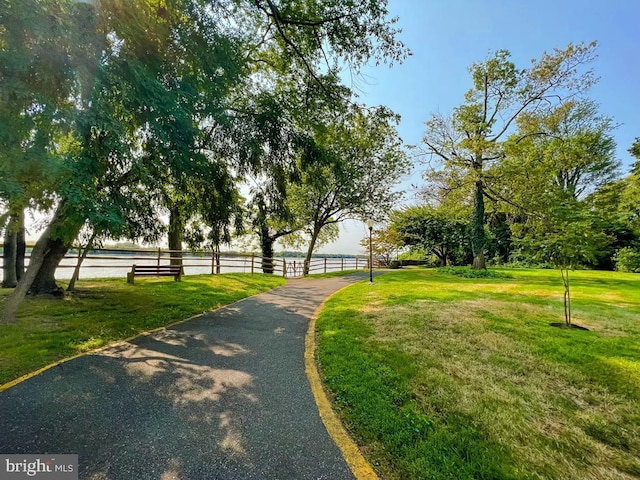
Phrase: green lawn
[
  {"left": 0, "top": 273, "right": 285, "bottom": 386},
  {"left": 315, "top": 268, "right": 640, "bottom": 480},
  {"left": 308, "top": 269, "right": 363, "bottom": 278}
]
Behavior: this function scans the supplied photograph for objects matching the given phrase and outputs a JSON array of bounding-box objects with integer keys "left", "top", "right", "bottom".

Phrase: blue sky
[{"left": 319, "top": 0, "right": 640, "bottom": 254}]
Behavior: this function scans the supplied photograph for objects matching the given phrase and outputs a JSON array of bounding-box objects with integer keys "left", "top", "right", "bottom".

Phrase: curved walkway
[{"left": 0, "top": 272, "right": 378, "bottom": 480}]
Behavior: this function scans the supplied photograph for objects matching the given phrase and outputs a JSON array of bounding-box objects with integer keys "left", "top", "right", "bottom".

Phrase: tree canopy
[
  {"left": 420, "top": 42, "right": 599, "bottom": 269},
  {"left": 0, "top": 0, "right": 410, "bottom": 322}
]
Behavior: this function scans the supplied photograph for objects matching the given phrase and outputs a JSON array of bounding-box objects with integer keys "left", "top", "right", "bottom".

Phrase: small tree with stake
[{"left": 517, "top": 201, "right": 610, "bottom": 327}]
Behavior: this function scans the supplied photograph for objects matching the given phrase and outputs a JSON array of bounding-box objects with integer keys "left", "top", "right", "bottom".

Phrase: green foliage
[
  {"left": 398, "top": 248, "right": 429, "bottom": 261},
  {"left": 287, "top": 104, "right": 411, "bottom": 271},
  {"left": 493, "top": 99, "right": 623, "bottom": 272},
  {"left": 421, "top": 43, "right": 599, "bottom": 269},
  {"left": 436, "top": 266, "right": 512, "bottom": 279},
  {"left": 501, "top": 100, "right": 618, "bottom": 203},
  {"left": 0, "top": 0, "right": 88, "bottom": 214},
  {"left": 630, "top": 138, "right": 640, "bottom": 163},
  {"left": 515, "top": 202, "right": 612, "bottom": 270},
  {"left": 614, "top": 247, "right": 640, "bottom": 273},
  {"left": 3, "top": 0, "right": 410, "bottom": 285},
  {"left": 359, "top": 226, "right": 404, "bottom": 265},
  {"left": 485, "top": 212, "right": 513, "bottom": 265},
  {"left": 583, "top": 180, "right": 639, "bottom": 269},
  {"left": 392, "top": 204, "right": 470, "bottom": 266}
]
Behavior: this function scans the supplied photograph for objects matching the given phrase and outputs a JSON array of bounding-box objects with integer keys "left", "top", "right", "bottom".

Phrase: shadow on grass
[{"left": 0, "top": 274, "right": 285, "bottom": 384}]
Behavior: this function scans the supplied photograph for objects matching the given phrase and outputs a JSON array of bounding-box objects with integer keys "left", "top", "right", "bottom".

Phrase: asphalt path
[{"left": 0, "top": 272, "right": 375, "bottom": 480}]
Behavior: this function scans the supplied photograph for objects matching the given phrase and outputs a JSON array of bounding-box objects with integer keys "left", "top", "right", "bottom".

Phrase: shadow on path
[{"left": 0, "top": 273, "right": 375, "bottom": 479}]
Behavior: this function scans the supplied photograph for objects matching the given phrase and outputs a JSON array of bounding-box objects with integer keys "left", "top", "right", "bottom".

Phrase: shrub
[
  {"left": 614, "top": 247, "right": 640, "bottom": 273},
  {"left": 398, "top": 248, "right": 428, "bottom": 261},
  {"left": 436, "top": 266, "right": 512, "bottom": 279}
]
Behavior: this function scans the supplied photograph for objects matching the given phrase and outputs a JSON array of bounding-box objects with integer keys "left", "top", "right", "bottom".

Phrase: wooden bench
[{"left": 126, "top": 264, "right": 182, "bottom": 284}]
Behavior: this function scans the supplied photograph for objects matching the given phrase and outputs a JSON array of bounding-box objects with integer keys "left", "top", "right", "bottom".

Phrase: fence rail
[{"left": 0, "top": 246, "right": 371, "bottom": 282}]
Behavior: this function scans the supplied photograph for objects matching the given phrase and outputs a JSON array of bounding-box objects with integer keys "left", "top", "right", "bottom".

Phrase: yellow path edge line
[
  {"left": 0, "top": 296, "right": 252, "bottom": 394},
  {"left": 305, "top": 283, "right": 379, "bottom": 480}
]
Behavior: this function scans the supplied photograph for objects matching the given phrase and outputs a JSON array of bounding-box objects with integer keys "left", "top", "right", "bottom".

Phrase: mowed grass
[
  {"left": 0, "top": 273, "right": 285, "bottom": 385},
  {"left": 315, "top": 268, "right": 640, "bottom": 480},
  {"left": 308, "top": 269, "right": 363, "bottom": 278}
]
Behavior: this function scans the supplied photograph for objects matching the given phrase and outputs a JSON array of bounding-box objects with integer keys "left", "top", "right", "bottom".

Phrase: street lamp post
[{"left": 367, "top": 218, "right": 374, "bottom": 283}]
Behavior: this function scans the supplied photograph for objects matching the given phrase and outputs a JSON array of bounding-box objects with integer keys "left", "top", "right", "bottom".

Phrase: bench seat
[{"left": 126, "top": 264, "right": 182, "bottom": 284}]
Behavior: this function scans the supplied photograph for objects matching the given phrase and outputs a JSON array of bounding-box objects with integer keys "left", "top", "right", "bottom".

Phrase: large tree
[
  {"left": 2, "top": 0, "right": 409, "bottom": 322},
  {"left": 2, "top": 0, "right": 248, "bottom": 319},
  {"left": 0, "top": 0, "right": 91, "bottom": 287},
  {"left": 420, "top": 43, "right": 598, "bottom": 269},
  {"left": 499, "top": 99, "right": 618, "bottom": 201},
  {"left": 621, "top": 139, "right": 640, "bottom": 234},
  {"left": 585, "top": 139, "right": 640, "bottom": 269},
  {"left": 288, "top": 105, "right": 410, "bottom": 274},
  {"left": 494, "top": 99, "right": 620, "bottom": 267},
  {"left": 391, "top": 205, "right": 470, "bottom": 267}
]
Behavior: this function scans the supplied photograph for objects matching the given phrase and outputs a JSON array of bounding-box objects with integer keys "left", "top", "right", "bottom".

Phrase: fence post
[
  {"left": 324, "top": 257, "right": 327, "bottom": 274},
  {"left": 76, "top": 247, "right": 81, "bottom": 279},
  {"left": 251, "top": 254, "right": 255, "bottom": 274},
  {"left": 341, "top": 258, "right": 344, "bottom": 271},
  {"left": 157, "top": 248, "right": 161, "bottom": 266},
  {"left": 282, "top": 259, "right": 287, "bottom": 278}
]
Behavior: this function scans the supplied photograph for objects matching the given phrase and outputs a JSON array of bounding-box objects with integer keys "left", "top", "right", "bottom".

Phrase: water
[{"left": 0, "top": 253, "right": 366, "bottom": 281}]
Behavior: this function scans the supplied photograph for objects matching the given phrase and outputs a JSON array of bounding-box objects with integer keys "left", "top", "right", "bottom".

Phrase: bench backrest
[{"left": 134, "top": 265, "right": 181, "bottom": 274}]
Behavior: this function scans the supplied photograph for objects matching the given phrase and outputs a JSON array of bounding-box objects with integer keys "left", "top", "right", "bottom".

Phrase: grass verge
[
  {"left": 308, "top": 269, "right": 363, "bottom": 279},
  {"left": 0, "top": 273, "right": 285, "bottom": 385},
  {"left": 315, "top": 268, "right": 640, "bottom": 479}
]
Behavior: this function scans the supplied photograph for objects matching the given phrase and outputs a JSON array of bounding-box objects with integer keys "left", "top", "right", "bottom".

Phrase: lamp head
[{"left": 366, "top": 218, "right": 374, "bottom": 229}]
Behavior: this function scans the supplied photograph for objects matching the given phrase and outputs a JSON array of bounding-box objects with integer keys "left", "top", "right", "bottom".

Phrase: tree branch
[
  {"left": 255, "top": 0, "right": 334, "bottom": 98},
  {"left": 515, "top": 131, "right": 564, "bottom": 144},
  {"left": 255, "top": 0, "right": 356, "bottom": 27}
]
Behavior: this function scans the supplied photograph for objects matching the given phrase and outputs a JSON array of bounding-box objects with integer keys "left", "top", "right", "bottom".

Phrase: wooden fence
[{"left": 0, "top": 246, "right": 371, "bottom": 281}]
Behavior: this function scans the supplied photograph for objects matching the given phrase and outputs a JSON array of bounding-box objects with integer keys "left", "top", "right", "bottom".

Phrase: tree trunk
[
  {"left": 16, "top": 213, "right": 25, "bottom": 281},
  {"left": 1, "top": 224, "right": 54, "bottom": 323},
  {"left": 2, "top": 215, "right": 18, "bottom": 288},
  {"left": 1, "top": 205, "right": 83, "bottom": 322},
  {"left": 261, "top": 227, "right": 274, "bottom": 274},
  {"left": 67, "top": 232, "right": 97, "bottom": 292},
  {"left": 30, "top": 237, "right": 69, "bottom": 295},
  {"left": 168, "top": 205, "right": 183, "bottom": 270},
  {"left": 433, "top": 247, "right": 447, "bottom": 267},
  {"left": 215, "top": 244, "right": 221, "bottom": 275},
  {"left": 561, "top": 268, "right": 571, "bottom": 326},
  {"left": 471, "top": 180, "right": 487, "bottom": 270},
  {"left": 303, "top": 226, "right": 321, "bottom": 275}
]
